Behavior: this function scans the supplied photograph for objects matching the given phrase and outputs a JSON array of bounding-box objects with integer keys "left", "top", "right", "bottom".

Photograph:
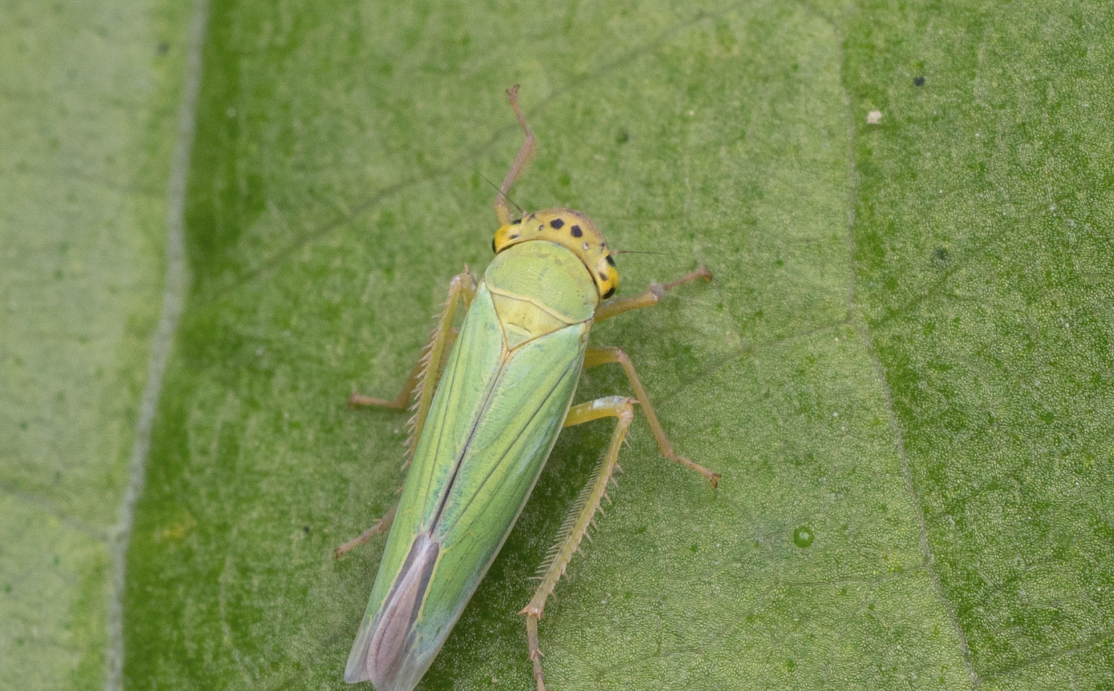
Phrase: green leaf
[
  {"left": 0, "top": 1, "right": 193, "bottom": 688},
  {"left": 8, "top": 0, "right": 1109, "bottom": 689},
  {"left": 128, "top": 0, "right": 1114, "bottom": 687}
]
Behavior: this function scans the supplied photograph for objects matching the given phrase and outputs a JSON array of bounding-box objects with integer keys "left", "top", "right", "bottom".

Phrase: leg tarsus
[
  {"left": 664, "top": 264, "right": 712, "bottom": 290},
  {"left": 526, "top": 614, "right": 546, "bottom": 691},
  {"left": 348, "top": 392, "right": 405, "bottom": 410},
  {"left": 334, "top": 502, "right": 398, "bottom": 560}
]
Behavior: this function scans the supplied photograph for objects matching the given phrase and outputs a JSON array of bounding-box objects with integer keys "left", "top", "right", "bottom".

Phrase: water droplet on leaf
[{"left": 793, "top": 526, "right": 815, "bottom": 548}]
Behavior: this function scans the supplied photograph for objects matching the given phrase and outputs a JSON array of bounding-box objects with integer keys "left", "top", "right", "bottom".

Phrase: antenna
[
  {"left": 613, "top": 249, "right": 671, "bottom": 257},
  {"left": 476, "top": 170, "right": 524, "bottom": 218}
]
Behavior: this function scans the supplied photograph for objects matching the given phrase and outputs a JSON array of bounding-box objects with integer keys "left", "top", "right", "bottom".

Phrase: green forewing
[
  {"left": 364, "top": 286, "right": 505, "bottom": 620},
  {"left": 425, "top": 317, "right": 589, "bottom": 628},
  {"left": 351, "top": 243, "right": 598, "bottom": 687}
]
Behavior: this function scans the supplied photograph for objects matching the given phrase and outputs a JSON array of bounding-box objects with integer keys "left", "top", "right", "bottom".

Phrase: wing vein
[
  {"left": 428, "top": 355, "right": 510, "bottom": 529},
  {"left": 438, "top": 354, "right": 581, "bottom": 538}
]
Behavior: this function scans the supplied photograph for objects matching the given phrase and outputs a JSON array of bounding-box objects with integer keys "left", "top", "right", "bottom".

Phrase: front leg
[
  {"left": 593, "top": 265, "right": 711, "bottom": 322},
  {"left": 495, "top": 85, "right": 535, "bottom": 226}
]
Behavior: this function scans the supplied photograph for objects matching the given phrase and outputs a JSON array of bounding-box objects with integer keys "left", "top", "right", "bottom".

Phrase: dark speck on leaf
[
  {"left": 616, "top": 130, "right": 630, "bottom": 144},
  {"left": 934, "top": 247, "right": 949, "bottom": 262},
  {"left": 914, "top": 75, "right": 925, "bottom": 87},
  {"left": 157, "top": 42, "right": 169, "bottom": 55},
  {"left": 303, "top": 526, "right": 310, "bottom": 534},
  {"left": 550, "top": 218, "right": 565, "bottom": 229}
]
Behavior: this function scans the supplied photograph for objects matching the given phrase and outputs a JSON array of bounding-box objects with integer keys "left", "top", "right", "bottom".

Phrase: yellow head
[{"left": 492, "top": 208, "right": 619, "bottom": 299}]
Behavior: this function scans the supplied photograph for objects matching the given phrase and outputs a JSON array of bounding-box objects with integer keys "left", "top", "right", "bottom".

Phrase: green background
[{"left": 2, "top": 0, "right": 1112, "bottom": 689}]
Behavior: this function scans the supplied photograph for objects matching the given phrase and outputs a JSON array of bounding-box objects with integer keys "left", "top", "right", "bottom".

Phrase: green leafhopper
[{"left": 339, "top": 86, "right": 719, "bottom": 691}]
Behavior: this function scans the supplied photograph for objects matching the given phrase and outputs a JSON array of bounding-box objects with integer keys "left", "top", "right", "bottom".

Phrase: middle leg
[
  {"left": 583, "top": 347, "right": 721, "bottom": 487},
  {"left": 334, "top": 501, "right": 398, "bottom": 560},
  {"left": 349, "top": 268, "right": 476, "bottom": 468}
]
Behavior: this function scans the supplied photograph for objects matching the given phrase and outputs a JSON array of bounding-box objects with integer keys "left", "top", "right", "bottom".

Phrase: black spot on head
[
  {"left": 550, "top": 218, "right": 565, "bottom": 229},
  {"left": 914, "top": 76, "right": 926, "bottom": 87},
  {"left": 598, "top": 271, "right": 608, "bottom": 281},
  {"left": 492, "top": 238, "right": 498, "bottom": 254},
  {"left": 571, "top": 225, "right": 583, "bottom": 237},
  {"left": 605, "top": 255, "right": 616, "bottom": 266},
  {"left": 509, "top": 234, "right": 518, "bottom": 239},
  {"left": 512, "top": 217, "right": 522, "bottom": 225},
  {"left": 603, "top": 286, "right": 616, "bottom": 299}
]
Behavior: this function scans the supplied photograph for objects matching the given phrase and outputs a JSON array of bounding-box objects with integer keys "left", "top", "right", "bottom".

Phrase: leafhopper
[{"left": 339, "top": 86, "right": 719, "bottom": 691}]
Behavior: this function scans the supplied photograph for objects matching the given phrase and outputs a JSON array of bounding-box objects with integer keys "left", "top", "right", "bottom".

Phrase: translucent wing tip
[
  {"left": 343, "top": 613, "right": 375, "bottom": 683},
  {"left": 344, "top": 534, "right": 441, "bottom": 689}
]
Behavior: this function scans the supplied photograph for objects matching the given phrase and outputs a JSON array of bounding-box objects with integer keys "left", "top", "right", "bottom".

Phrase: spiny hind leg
[
  {"left": 349, "top": 268, "right": 476, "bottom": 468},
  {"left": 495, "top": 85, "right": 535, "bottom": 226},
  {"left": 593, "top": 265, "right": 712, "bottom": 322},
  {"left": 583, "top": 347, "right": 721, "bottom": 487},
  {"left": 521, "top": 396, "right": 636, "bottom": 691},
  {"left": 334, "top": 500, "right": 398, "bottom": 560}
]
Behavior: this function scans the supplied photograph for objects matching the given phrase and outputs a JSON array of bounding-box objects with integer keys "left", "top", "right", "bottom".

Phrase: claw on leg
[{"left": 525, "top": 613, "right": 546, "bottom": 691}]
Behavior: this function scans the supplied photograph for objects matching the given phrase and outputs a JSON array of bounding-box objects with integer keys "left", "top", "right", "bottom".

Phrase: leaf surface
[
  {"left": 0, "top": 0, "right": 193, "bottom": 687},
  {"left": 110, "top": 0, "right": 1114, "bottom": 689}
]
